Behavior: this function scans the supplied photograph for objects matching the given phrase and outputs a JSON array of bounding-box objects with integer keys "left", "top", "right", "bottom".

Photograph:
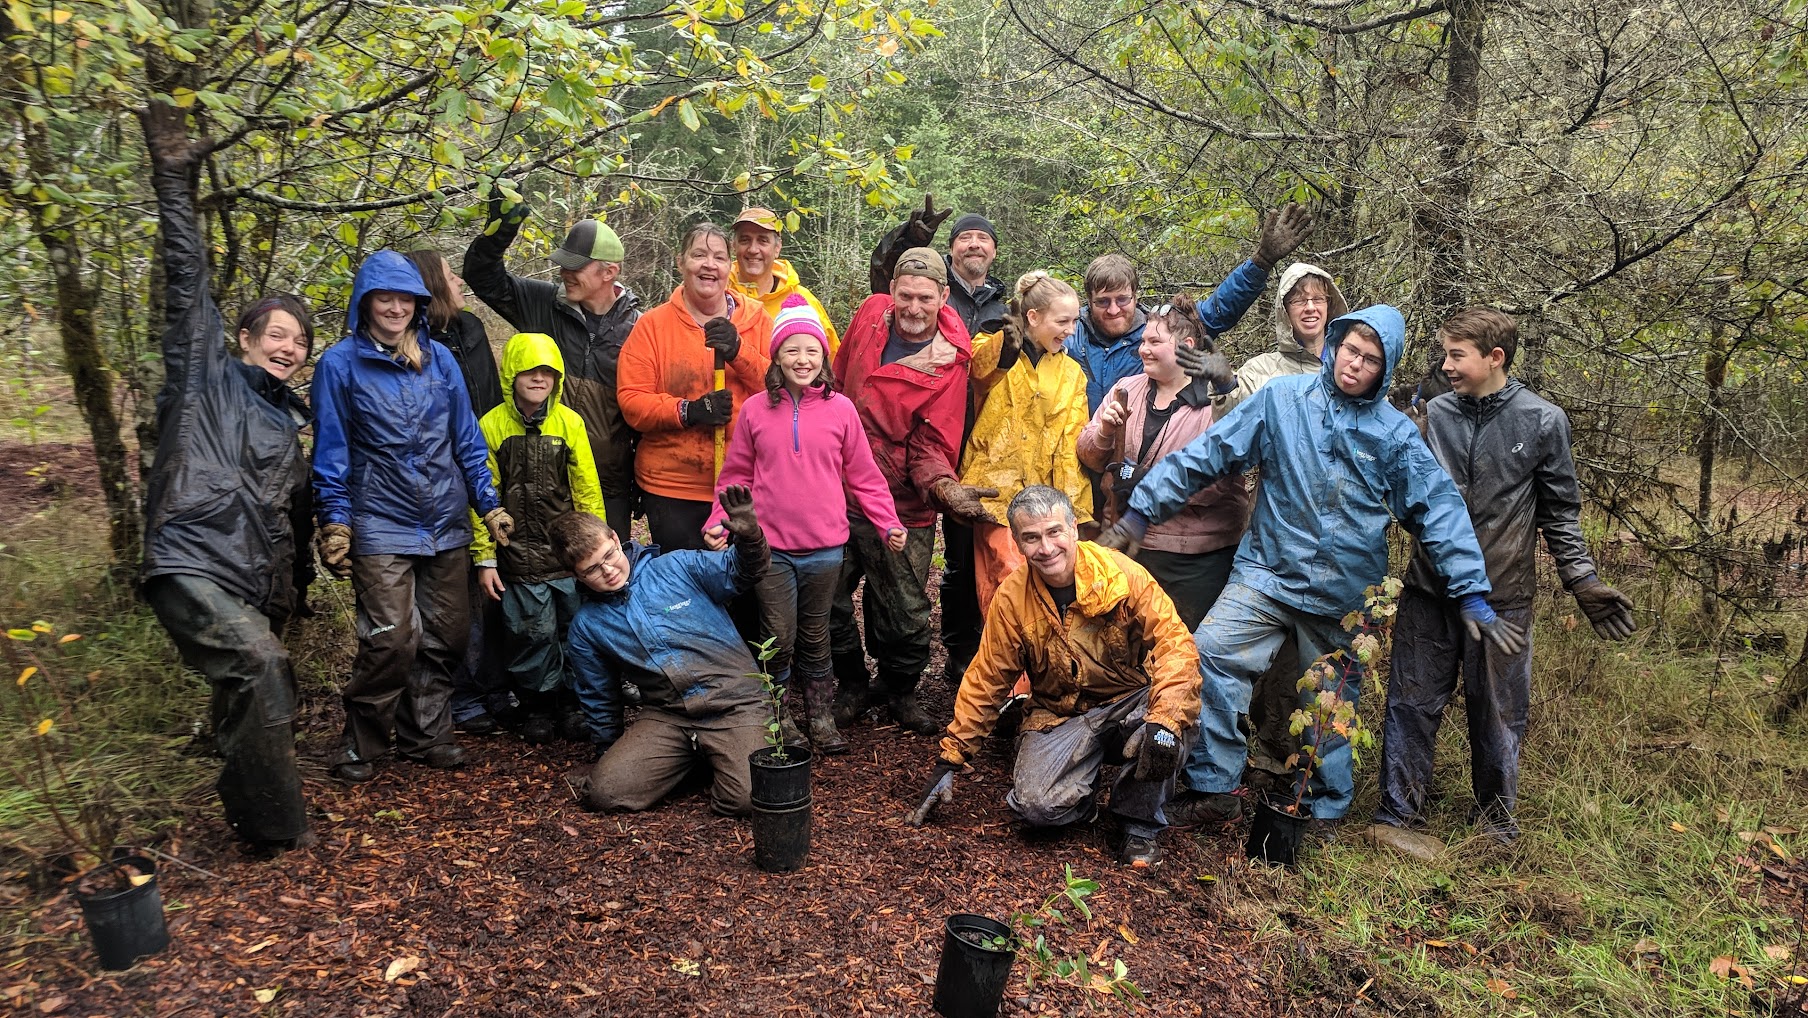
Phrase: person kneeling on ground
[
  {"left": 906, "top": 486, "right": 1201, "bottom": 868},
  {"left": 553, "top": 490, "right": 770, "bottom": 816}
]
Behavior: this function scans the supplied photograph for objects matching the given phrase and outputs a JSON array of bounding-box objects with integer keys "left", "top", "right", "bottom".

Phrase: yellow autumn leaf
[
  {"left": 30, "top": 622, "right": 52, "bottom": 634},
  {"left": 35, "top": 718, "right": 53, "bottom": 736},
  {"left": 1117, "top": 923, "right": 1138, "bottom": 945},
  {"left": 1669, "top": 821, "right": 1688, "bottom": 832},
  {"left": 253, "top": 988, "right": 279, "bottom": 1003},
  {"left": 17, "top": 666, "right": 35, "bottom": 686},
  {"left": 383, "top": 956, "right": 422, "bottom": 981},
  {"left": 59, "top": 633, "right": 81, "bottom": 644}
]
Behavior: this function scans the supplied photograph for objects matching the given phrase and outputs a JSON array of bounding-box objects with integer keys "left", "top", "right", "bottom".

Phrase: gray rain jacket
[{"left": 1404, "top": 380, "right": 1597, "bottom": 609}]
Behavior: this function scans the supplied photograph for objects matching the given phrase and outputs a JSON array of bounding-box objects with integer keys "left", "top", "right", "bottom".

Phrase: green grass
[{"left": 1216, "top": 571, "right": 1808, "bottom": 1017}]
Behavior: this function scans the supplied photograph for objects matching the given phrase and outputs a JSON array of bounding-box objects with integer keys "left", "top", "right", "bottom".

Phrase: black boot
[
  {"left": 884, "top": 678, "right": 941, "bottom": 736},
  {"left": 831, "top": 650, "right": 878, "bottom": 727},
  {"left": 803, "top": 672, "right": 848, "bottom": 755}
]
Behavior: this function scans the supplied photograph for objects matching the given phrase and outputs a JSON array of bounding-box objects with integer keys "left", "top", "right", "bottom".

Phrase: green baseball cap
[{"left": 550, "top": 219, "right": 625, "bottom": 269}]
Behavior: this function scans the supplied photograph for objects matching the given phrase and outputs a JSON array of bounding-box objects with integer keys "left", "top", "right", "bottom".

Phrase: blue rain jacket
[
  {"left": 311, "top": 250, "right": 501, "bottom": 556},
  {"left": 1127, "top": 304, "right": 1491, "bottom": 617},
  {"left": 1064, "top": 258, "right": 1271, "bottom": 413}
]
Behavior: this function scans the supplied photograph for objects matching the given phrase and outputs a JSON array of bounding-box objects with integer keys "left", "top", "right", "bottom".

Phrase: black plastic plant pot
[
  {"left": 748, "top": 744, "right": 814, "bottom": 808},
  {"left": 933, "top": 913, "right": 1016, "bottom": 1018},
  {"left": 75, "top": 855, "right": 170, "bottom": 970},
  {"left": 1246, "top": 797, "right": 1310, "bottom": 867},
  {"left": 750, "top": 799, "right": 812, "bottom": 872}
]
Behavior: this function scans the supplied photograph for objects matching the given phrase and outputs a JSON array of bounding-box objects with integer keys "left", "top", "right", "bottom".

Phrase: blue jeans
[
  {"left": 758, "top": 547, "right": 846, "bottom": 686},
  {"left": 1375, "top": 588, "right": 1533, "bottom": 838},
  {"left": 1184, "top": 581, "right": 1363, "bottom": 819}
]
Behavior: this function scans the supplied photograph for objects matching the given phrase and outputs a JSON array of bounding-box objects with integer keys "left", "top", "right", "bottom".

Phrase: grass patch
[{"left": 1221, "top": 571, "right": 1808, "bottom": 1016}]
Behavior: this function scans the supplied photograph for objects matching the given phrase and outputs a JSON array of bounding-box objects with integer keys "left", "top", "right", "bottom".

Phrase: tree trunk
[
  {"left": 1409, "top": 0, "right": 1487, "bottom": 400},
  {"left": 1696, "top": 324, "right": 1729, "bottom": 630},
  {"left": 1769, "top": 630, "right": 1808, "bottom": 724}
]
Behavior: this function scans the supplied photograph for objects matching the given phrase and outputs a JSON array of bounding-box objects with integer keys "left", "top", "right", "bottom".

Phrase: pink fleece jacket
[{"left": 705, "top": 384, "right": 904, "bottom": 551}]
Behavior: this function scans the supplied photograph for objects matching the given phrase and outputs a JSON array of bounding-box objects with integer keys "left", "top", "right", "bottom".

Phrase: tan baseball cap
[
  {"left": 732, "top": 207, "right": 782, "bottom": 233},
  {"left": 893, "top": 246, "right": 948, "bottom": 286}
]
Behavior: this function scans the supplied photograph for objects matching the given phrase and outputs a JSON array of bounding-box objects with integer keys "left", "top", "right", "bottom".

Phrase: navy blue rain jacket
[
  {"left": 1127, "top": 304, "right": 1491, "bottom": 617},
  {"left": 311, "top": 251, "right": 501, "bottom": 556}
]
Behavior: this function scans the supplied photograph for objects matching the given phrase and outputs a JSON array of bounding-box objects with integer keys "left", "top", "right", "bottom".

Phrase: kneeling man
[
  {"left": 906, "top": 486, "right": 1200, "bottom": 867},
  {"left": 551, "top": 487, "right": 769, "bottom": 816}
]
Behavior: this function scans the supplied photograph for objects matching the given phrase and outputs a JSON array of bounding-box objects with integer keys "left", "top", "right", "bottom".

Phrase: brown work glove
[
  {"left": 316, "top": 523, "right": 353, "bottom": 579},
  {"left": 932, "top": 477, "right": 1000, "bottom": 526},
  {"left": 1252, "top": 202, "right": 1315, "bottom": 271},
  {"left": 904, "top": 194, "right": 953, "bottom": 248},
  {"left": 1572, "top": 576, "right": 1637, "bottom": 641},
  {"left": 1175, "top": 337, "right": 1236, "bottom": 392},
  {"left": 719, "top": 484, "right": 762, "bottom": 541},
  {"left": 482, "top": 507, "right": 516, "bottom": 548}
]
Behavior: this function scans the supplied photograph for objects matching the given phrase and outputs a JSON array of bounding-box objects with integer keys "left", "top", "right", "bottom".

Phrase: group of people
[{"left": 141, "top": 133, "right": 1639, "bottom": 867}]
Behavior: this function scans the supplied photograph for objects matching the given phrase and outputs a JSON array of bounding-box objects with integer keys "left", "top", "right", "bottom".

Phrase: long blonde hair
[{"left": 1011, "top": 270, "right": 1077, "bottom": 343}]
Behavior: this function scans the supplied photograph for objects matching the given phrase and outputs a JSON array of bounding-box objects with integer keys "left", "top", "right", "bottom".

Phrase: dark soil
[{"left": 0, "top": 442, "right": 104, "bottom": 513}]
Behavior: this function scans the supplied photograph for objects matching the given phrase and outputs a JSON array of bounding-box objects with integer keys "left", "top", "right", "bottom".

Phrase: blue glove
[
  {"left": 1096, "top": 509, "right": 1149, "bottom": 556},
  {"left": 1458, "top": 595, "right": 1528, "bottom": 655}
]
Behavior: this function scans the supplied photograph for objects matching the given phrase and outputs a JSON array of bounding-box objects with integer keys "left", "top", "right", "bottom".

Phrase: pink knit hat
[{"left": 769, "top": 293, "right": 829, "bottom": 358}]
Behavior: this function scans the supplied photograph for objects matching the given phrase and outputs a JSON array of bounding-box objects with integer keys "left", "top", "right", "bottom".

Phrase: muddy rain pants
[
  {"left": 1007, "top": 687, "right": 1196, "bottom": 840},
  {"left": 337, "top": 548, "right": 469, "bottom": 765}
]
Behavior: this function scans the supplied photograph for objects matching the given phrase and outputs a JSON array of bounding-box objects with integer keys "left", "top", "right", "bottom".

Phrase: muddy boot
[
  {"left": 803, "top": 672, "right": 848, "bottom": 755},
  {"left": 886, "top": 687, "right": 942, "bottom": 736},
  {"left": 832, "top": 651, "right": 878, "bottom": 727},
  {"left": 777, "top": 684, "right": 807, "bottom": 748}
]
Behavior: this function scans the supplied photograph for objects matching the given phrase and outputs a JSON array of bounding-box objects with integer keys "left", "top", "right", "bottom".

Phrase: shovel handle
[{"left": 713, "top": 354, "right": 727, "bottom": 479}]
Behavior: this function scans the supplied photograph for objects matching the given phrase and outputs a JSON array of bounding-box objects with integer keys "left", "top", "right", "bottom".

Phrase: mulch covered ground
[{"left": 5, "top": 716, "right": 1292, "bottom": 1017}]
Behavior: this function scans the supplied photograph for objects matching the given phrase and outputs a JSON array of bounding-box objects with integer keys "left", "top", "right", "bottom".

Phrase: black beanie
[{"left": 948, "top": 213, "right": 998, "bottom": 246}]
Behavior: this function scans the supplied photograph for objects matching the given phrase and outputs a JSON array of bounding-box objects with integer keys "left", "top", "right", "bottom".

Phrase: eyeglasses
[
  {"left": 1286, "top": 295, "right": 1330, "bottom": 309},
  {"left": 1341, "top": 348, "right": 1386, "bottom": 372},
  {"left": 1093, "top": 295, "right": 1135, "bottom": 310}
]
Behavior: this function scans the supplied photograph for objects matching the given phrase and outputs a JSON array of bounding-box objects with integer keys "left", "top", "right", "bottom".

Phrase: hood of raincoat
[
  {"left": 347, "top": 250, "right": 433, "bottom": 344},
  {"left": 499, "top": 332, "right": 566, "bottom": 421},
  {"left": 1272, "top": 262, "right": 1350, "bottom": 359},
  {"left": 1320, "top": 304, "right": 1404, "bottom": 404}
]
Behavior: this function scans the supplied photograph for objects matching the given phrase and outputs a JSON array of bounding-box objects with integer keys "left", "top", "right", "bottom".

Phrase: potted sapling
[
  {"left": 5, "top": 623, "right": 171, "bottom": 970},
  {"left": 1246, "top": 579, "right": 1398, "bottom": 866},
  {"left": 745, "top": 638, "right": 812, "bottom": 871}
]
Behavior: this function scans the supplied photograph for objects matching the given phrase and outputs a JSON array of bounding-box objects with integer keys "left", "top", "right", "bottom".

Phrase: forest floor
[{"left": 3, "top": 420, "right": 1808, "bottom": 1017}]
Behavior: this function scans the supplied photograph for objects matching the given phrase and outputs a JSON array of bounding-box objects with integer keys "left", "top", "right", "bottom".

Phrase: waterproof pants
[
  {"left": 1006, "top": 688, "right": 1196, "bottom": 840},
  {"left": 758, "top": 547, "right": 844, "bottom": 688},
  {"left": 939, "top": 519, "right": 981, "bottom": 673},
  {"left": 450, "top": 563, "right": 509, "bottom": 723},
  {"left": 338, "top": 548, "right": 469, "bottom": 765},
  {"left": 831, "top": 515, "right": 936, "bottom": 694},
  {"left": 1245, "top": 639, "right": 1303, "bottom": 783},
  {"left": 1185, "top": 582, "right": 1363, "bottom": 819},
  {"left": 1138, "top": 546, "right": 1235, "bottom": 632},
  {"left": 602, "top": 493, "right": 634, "bottom": 546},
  {"left": 1375, "top": 588, "right": 1534, "bottom": 838},
  {"left": 585, "top": 715, "right": 768, "bottom": 816},
  {"left": 972, "top": 520, "right": 1026, "bottom": 618},
  {"left": 499, "top": 576, "right": 582, "bottom": 694},
  {"left": 148, "top": 575, "right": 309, "bottom": 845}
]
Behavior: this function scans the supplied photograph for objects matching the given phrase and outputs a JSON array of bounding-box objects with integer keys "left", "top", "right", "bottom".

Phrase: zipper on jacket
[{"left": 791, "top": 390, "right": 801, "bottom": 453}]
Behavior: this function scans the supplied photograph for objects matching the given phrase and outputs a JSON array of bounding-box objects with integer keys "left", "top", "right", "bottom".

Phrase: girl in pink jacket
[{"left": 705, "top": 294, "right": 904, "bottom": 755}]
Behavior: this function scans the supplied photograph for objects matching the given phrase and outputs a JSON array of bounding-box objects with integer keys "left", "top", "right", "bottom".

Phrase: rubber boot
[
  {"left": 884, "top": 678, "right": 941, "bottom": 736},
  {"left": 803, "top": 672, "right": 848, "bottom": 755},
  {"left": 777, "top": 684, "right": 807, "bottom": 748},
  {"left": 832, "top": 650, "right": 878, "bottom": 727}
]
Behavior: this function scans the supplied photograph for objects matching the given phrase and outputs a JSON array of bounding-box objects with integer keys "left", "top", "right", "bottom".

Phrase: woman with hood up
[{"left": 311, "top": 250, "right": 512, "bottom": 784}]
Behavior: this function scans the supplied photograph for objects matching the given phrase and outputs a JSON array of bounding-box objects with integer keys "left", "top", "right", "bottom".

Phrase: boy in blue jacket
[
  {"left": 1371, "top": 308, "right": 1634, "bottom": 852},
  {"left": 551, "top": 488, "right": 770, "bottom": 816},
  {"left": 1100, "top": 305, "right": 1526, "bottom": 827}
]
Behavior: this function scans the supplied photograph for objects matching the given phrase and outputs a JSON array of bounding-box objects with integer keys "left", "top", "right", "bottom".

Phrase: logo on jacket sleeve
[{"left": 663, "top": 598, "right": 692, "bottom": 613}]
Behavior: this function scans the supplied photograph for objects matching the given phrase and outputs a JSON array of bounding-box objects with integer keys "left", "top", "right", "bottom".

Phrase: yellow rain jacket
[
  {"left": 958, "top": 343, "right": 1094, "bottom": 525},
  {"left": 471, "top": 333, "right": 606, "bottom": 580},
  {"left": 729, "top": 258, "right": 840, "bottom": 358},
  {"left": 939, "top": 541, "right": 1201, "bottom": 765}
]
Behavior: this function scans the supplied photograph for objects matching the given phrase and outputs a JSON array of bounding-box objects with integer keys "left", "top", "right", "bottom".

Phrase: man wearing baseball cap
[
  {"left": 728, "top": 207, "right": 840, "bottom": 356},
  {"left": 465, "top": 196, "right": 643, "bottom": 544}
]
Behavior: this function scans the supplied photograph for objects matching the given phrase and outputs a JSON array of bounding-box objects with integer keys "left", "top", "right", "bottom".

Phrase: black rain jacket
[{"left": 433, "top": 308, "right": 505, "bottom": 419}]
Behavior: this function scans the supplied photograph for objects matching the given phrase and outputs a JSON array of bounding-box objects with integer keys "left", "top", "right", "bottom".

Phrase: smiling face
[
  {"left": 733, "top": 224, "right": 781, "bottom": 286},
  {"left": 1027, "top": 294, "right": 1081, "bottom": 353},
  {"left": 560, "top": 259, "right": 619, "bottom": 306},
  {"left": 441, "top": 262, "right": 469, "bottom": 313},
  {"left": 239, "top": 309, "right": 309, "bottom": 382},
  {"left": 774, "top": 334, "right": 825, "bottom": 389},
  {"left": 573, "top": 530, "right": 631, "bottom": 593},
  {"left": 1138, "top": 316, "right": 1185, "bottom": 383},
  {"left": 1333, "top": 328, "right": 1387, "bottom": 397},
  {"left": 890, "top": 274, "right": 948, "bottom": 343},
  {"left": 679, "top": 232, "right": 732, "bottom": 308},
  {"left": 364, "top": 290, "right": 419, "bottom": 346},
  {"left": 1011, "top": 507, "right": 1079, "bottom": 588},
  {"left": 1440, "top": 335, "right": 1507, "bottom": 397},
  {"left": 1089, "top": 285, "right": 1137, "bottom": 339},
  {"left": 950, "top": 229, "right": 996, "bottom": 282},
  {"left": 513, "top": 364, "right": 558, "bottom": 412},
  {"left": 1285, "top": 277, "right": 1331, "bottom": 349}
]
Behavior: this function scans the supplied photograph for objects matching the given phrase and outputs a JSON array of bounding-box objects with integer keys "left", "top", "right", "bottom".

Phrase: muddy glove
[
  {"left": 994, "top": 317, "right": 1024, "bottom": 373},
  {"left": 483, "top": 180, "right": 529, "bottom": 235},
  {"left": 703, "top": 316, "right": 741, "bottom": 363},
  {"left": 1122, "top": 721, "right": 1181, "bottom": 783},
  {"left": 904, "top": 194, "right": 953, "bottom": 248},
  {"left": 681, "top": 389, "right": 734, "bottom": 428},
  {"left": 906, "top": 761, "right": 959, "bottom": 827},
  {"left": 1252, "top": 202, "right": 1315, "bottom": 271},
  {"left": 1572, "top": 575, "right": 1637, "bottom": 641},
  {"left": 316, "top": 523, "right": 353, "bottom": 580},
  {"left": 719, "top": 484, "right": 761, "bottom": 541},
  {"left": 1095, "top": 509, "right": 1148, "bottom": 558},
  {"left": 1175, "top": 338, "right": 1236, "bottom": 394},
  {"left": 931, "top": 477, "right": 1000, "bottom": 526},
  {"left": 482, "top": 507, "right": 515, "bottom": 548},
  {"left": 1458, "top": 594, "right": 1528, "bottom": 655}
]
